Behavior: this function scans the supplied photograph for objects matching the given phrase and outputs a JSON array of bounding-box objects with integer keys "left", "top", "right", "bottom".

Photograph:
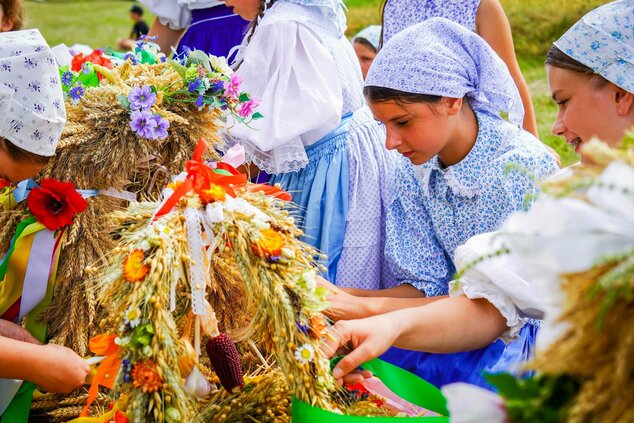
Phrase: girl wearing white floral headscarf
[
  {"left": 221, "top": 0, "right": 396, "bottom": 290},
  {"left": 321, "top": 18, "right": 557, "bottom": 390},
  {"left": 0, "top": 29, "right": 89, "bottom": 412},
  {"left": 352, "top": 25, "right": 381, "bottom": 79},
  {"left": 324, "top": 0, "right": 634, "bottom": 391}
]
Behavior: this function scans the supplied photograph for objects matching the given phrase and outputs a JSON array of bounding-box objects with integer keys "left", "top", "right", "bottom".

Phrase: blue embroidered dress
[
  {"left": 229, "top": 1, "right": 396, "bottom": 289},
  {"left": 380, "top": 110, "right": 558, "bottom": 389}
]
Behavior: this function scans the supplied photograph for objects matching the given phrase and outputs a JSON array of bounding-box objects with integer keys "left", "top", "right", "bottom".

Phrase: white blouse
[
  {"left": 450, "top": 160, "right": 634, "bottom": 347},
  {"left": 228, "top": 1, "right": 365, "bottom": 174},
  {"left": 139, "top": 0, "right": 223, "bottom": 30}
]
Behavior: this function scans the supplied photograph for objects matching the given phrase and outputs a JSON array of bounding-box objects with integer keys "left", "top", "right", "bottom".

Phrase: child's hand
[
  {"left": 0, "top": 319, "right": 40, "bottom": 344},
  {"left": 317, "top": 276, "right": 367, "bottom": 321},
  {"left": 322, "top": 314, "right": 399, "bottom": 385},
  {"left": 32, "top": 344, "right": 90, "bottom": 393}
]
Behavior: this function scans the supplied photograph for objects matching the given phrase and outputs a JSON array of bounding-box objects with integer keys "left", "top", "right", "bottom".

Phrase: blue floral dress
[{"left": 380, "top": 110, "right": 558, "bottom": 389}]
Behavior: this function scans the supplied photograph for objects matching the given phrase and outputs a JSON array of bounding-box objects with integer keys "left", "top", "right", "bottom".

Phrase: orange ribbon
[
  {"left": 81, "top": 334, "right": 121, "bottom": 417},
  {"left": 155, "top": 138, "right": 290, "bottom": 219}
]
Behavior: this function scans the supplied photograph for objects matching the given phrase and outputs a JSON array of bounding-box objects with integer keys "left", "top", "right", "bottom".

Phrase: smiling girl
[
  {"left": 322, "top": 18, "right": 557, "bottom": 389},
  {"left": 546, "top": 0, "right": 634, "bottom": 159},
  {"left": 324, "top": 0, "right": 633, "bottom": 389}
]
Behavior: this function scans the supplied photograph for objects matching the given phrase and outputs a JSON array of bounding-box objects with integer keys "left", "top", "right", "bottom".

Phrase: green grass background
[{"left": 23, "top": 0, "right": 612, "bottom": 165}]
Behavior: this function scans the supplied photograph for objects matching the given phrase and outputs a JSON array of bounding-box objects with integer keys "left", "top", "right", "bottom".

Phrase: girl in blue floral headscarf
[
  {"left": 546, "top": 0, "right": 634, "bottom": 161},
  {"left": 381, "top": 0, "right": 540, "bottom": 139},
  {"left": 320, "top": 18, "right": 558, "bottom": 390}
]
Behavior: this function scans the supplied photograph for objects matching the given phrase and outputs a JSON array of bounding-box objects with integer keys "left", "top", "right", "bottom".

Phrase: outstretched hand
[
  {"left": 317, "top": 276, "right": 368, "bottom": 321},
  {"left": 322, "top": 314, "right": 400, "bottom": 385}
]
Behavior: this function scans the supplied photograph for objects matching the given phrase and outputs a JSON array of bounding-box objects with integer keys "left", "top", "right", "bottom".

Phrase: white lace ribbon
[{"left": 184, "top": 207, "right": 208, "bottom": 315}]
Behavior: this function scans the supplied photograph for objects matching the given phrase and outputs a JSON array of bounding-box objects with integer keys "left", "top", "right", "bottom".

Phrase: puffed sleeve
[
  {"left": 139, "top": 0, "right": 191, "bottom": 30},
  {"left": 450, "top": 232, "right": 544, "bottom": 343},
  {"left": 384, "top": 159, "right": 454, "bottom": 297},
  {"left": 229, "top": 20, "right": 343, "bottom": 174}
]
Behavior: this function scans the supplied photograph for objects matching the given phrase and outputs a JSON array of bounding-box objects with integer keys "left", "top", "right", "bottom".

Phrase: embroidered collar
[{"left": 416, "top": 110, "right": 505, "bottom": 198}]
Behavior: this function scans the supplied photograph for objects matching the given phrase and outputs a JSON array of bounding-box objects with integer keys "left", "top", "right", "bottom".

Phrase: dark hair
[
  {"left": 353, "top": 37, "right": 377, "bottom": 54},
  {"left": 545, "top": 45, "right": 594, "bottom": 74},
  {"left": 546, "top": 45, "right": 610, "bottom": 87},
  {"left": 378, "top": 0, "right": 389, "bottom": 49},
  {"left": 0, "top": 137, "right": 51, "bottom": 165},
  {"left": 130, "top": 5, "right": 144, "bottom": 15},
  {"left": 0, "top": 0, "right": 24, "bottom": 31},
  {"left": 364, "top": 86, "right": 442, "bottom": 105}
]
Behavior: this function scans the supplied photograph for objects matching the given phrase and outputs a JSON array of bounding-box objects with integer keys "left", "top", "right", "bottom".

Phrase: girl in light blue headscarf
[
  {"left": 546, "top": 0, "right": 634, "bottom": 160},
  {"left": 324, "top": 1, "right": 633, "bottom": 391},
  {"left": 320, "top": 17, "right": 558, "bottom": 390},
  {"left": 381, "top": 0, "right": 540, "bottom": 138}
]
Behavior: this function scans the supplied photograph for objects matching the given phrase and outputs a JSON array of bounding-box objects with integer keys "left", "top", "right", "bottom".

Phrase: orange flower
[
  {"left": 131, "top": 360, "right": 163, "bottom": 393},
  {"left": 123, "top": 249, "right": 150, "bottom": 282},
  {"left": 309, "top": 315, "right": 327, "bottom": 338},
  {"left": 253, "top": 228, "right": 285, "bottom": 257},
  {"left": 166, "top": 180, "right": 184, "bottom": 191},
  {"left": 199, "top": 183, "right": 227, "bottom": 204}
]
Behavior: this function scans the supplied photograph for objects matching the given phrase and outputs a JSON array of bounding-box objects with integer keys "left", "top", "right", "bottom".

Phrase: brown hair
[
  {"left": 0, "top": 137, "right": 51, "bottom": 165},
  {"left": 545, "top": 45, "right": 609, "bottom": 88},
  {"left": 0, "top": 0, "right": 24, "bottom": 31},
  {"left": 363, "top": 85, "right": 442, "bottom": 105},
  {"left": 353, "top": 37, "right": 378, "bottom": 54}
]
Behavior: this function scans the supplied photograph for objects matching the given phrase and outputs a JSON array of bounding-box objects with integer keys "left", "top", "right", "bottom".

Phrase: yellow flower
[
  {"left": 123, "top": 249, "right": 150, "bottom": 282},
  {"left": 253, "top": 228, "right": 285, "bottom": 257},
  {"left": 200, "top": 183, "right": 227, "bottom": 204},
  {"left": 132, "top": 359, "right": 163, "bottom": 393}
]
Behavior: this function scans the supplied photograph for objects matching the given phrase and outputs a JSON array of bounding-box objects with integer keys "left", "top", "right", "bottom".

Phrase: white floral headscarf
[{"left": 0, "top": 29, "right": 66, "bottom": 157}]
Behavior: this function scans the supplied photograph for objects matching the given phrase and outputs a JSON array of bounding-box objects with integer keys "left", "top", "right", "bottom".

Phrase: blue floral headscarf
[
  {"left": 554, "top": 0, "right": 634, "bottom": 93},
  {"left": 365, "top": 18, "right": 524, "bottom": 125}
]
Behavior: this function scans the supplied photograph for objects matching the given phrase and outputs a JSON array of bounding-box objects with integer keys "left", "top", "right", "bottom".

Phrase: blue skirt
[
  {"left": 176, "top": 6, "right": 249, "bottom": 60},
  {"left": 269, "top": 115, "right": 352, "bottom": 282},
  {"left": 379, "top": 323, "right": 538, "bottom": 390}
]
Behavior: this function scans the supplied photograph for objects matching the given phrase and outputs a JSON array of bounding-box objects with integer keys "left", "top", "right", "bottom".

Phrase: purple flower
[
  {"left": 28, "top": 81, "right": 41, "bottom": 92},
  {"left": 61, "top": 71, "right": 73, "bottom": 86},
  {"left": 151, "top": 114, "right": 170, "bottom": 139},
  {"left": 128, "top": 85, "right": 156, "bottom": 111},
  {"left": 69, "top": 83, "right": 85, "bottom": 103},
  {"left": 224, "top": 74, "right": 242, "bottom": 99},
  {"left": 188, "top": 78, "right": 202, "bottom": 93},
  {"left": 33, "top": 103, "right": 45, "bottom": 112},
  {"left": 82, "top": 63, "right": 92, "bottom": 74},
  {"left": 31, "top": 129, "right": 43, "bottom": 141},
  {"left": 129, "top": 110, "right": 158, "bottom": 139},
  {"left": 210, "top": 80, "right": 224, "bottom": 93},
  {"left": 23, "top": 57, "right": 36, "bottom": 69},
  {"left": 237, "top": 98, "right": 260, "bottom": 118},
  {"left": 195, "top": 95, "right": 205, "bottom": 110},
  {"left": 1, "top": 61, "right": 11, "bottom": 71},
  {"left": 124, "top": 52, "right": 138, "bottom": 65},
  {"left": 10, "top": 119, "right": 23, "bottom": 133}
]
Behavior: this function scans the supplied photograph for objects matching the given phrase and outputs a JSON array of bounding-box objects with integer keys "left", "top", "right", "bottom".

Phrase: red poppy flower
[
  {"left": 71, "top": 50, "right": 113, "bottom": 79},
  {"left": 27, "top": 179, "right": 88, "bottom": 230},
  {"left": 0, "top": 179, "right": 10, "bottom": 189}
]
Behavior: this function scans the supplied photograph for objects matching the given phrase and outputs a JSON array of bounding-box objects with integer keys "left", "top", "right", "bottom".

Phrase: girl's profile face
[
  {"left": 547, "top": 65, "right": 634, "bottom": 160},
  {"left": 0, "top": 8, "right": 15, "bottom": 32},
  {"left": 223, "top": 0, "right": 261, "bottom": 21},
  {"left": 368, "top": 98, "right": 461, "bottom": 166}
]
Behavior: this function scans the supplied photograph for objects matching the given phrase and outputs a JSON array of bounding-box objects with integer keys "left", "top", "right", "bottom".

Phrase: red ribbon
[{"left": 155, "top": 138, "right": 291, "bottom": 219}]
